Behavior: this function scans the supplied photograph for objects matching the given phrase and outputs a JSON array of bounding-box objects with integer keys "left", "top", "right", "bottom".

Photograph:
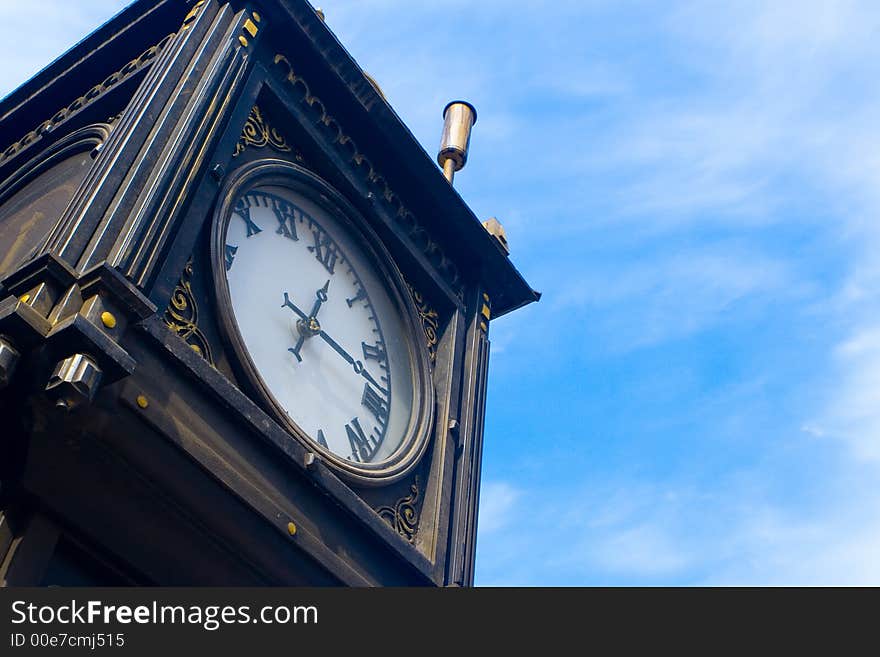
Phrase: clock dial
[{"left": 219, "top": 181, "right": 424, "bottom": 475}]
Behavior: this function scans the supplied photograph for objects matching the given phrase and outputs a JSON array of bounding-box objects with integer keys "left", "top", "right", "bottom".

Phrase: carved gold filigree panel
[
  {"left": 165, "top": 259, "right": 214, "bottom": 365},
  {"left": 233, "top": 105, "right": 292, "bottom": 158},
  {"left": 408, "top": 286, "right": 438, "bottom": 365},
  {"left": 377, "top": 478, "right": 420, "bottom": 543}
]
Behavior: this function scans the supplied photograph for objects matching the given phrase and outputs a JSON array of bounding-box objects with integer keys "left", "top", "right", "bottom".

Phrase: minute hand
[{"left": 319, "top": 330, "right": 387, "bottom": 392}]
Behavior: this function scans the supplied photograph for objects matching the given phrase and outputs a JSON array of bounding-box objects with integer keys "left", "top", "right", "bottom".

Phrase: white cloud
[
  {"left": 477, "top": 482, "right": 521, "bottom": 535},
  {"left": 478, "top": 474, "right": 880, "bottom": 585}
]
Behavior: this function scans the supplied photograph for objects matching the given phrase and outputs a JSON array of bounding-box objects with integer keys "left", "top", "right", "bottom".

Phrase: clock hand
[
  {"left": 281, "top": 292, "right": 307, "bottom": 320},
  {"left": 307, "top": 279, "right": 330, "bottom": 319},
  {"left": 318, "top": 329, "right": 388, "bottom": 393},
  {"left": 282, "top": 280, "right": 330, "bottom": 321},
  {"left": 288, "top": 333, "right": 308, "bottom": 363},
  {"left": 285, "top": 281, "right": 331, "bottom": 363}
]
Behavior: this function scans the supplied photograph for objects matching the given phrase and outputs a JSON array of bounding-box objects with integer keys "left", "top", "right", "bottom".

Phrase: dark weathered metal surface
[{"left": 0, "top": 0, "right": 537, "bottom": 586}]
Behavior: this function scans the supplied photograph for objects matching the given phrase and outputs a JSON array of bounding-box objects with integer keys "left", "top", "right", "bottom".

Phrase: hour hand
[{"left": 282, "top": 292, "right": 307, "bottom": 320}]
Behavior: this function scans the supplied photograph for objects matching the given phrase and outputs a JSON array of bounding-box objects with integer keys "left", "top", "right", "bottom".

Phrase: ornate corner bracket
[
  {"left": 408, "top": 285, "right": 438, "bottom": 366},
  {"left": 377, "top": 477, "right": 421, "bottom": 544},
  {"left": 164, "top": 259, "right": 215, "bottom": 365},
  {"left": 232, "top": 105, "right": 297, "bottom": 158}
]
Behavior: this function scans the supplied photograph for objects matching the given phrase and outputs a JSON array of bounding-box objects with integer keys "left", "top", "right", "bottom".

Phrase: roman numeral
[
  {"left": 234, "top": 198, "right": 262, "bottom": 237},
  {"left": 346, "top": 288, "right": 367, "bottom": 308},
  {"left": 361, "top": 341, "right": 386, "bottom": 363},
  {"left": 308, "top": 229, "right": 339, "bottom": 275},
  {"left": 362, "top": 384, "right": 389, "bottom": 425},
  {"left": 345, "top": 417, "right": 376, "bottom": 463},
  {"left": 225, "top": 244, "right": 238, "bottom": 271},
  {"left": 272, "top": 199, "right": 299, "bottom": 241},
  {"left": 316, "top": 429, "right": 328, "bottom": 449}
]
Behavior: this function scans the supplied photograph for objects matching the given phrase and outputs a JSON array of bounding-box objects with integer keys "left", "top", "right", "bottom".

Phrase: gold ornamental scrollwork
[
  {"left": 164, "top": 259, "right": 215, "bottom": 366},
  {"left": 233, "top": 105, "right": 292, "bottom": 157},
  {"left": 272, "top": 53, "right": 464, "bottom": 298},
  {"left": 377, "top": 478, "right": 420, "bottom": 543},
  {"left": 408, "top": 286, "right": 438, "bottom": 365},
  {"left": 1, "top": 33, "right": 176, "bottom": 164}
]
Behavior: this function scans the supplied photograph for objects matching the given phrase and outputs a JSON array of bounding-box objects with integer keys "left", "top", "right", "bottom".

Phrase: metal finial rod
[
  {"left": 443, "top": 159, "right": 456, "bottom": 184},
  {"left": 437, "top": 100, "right": 477, "bottom": 185}
]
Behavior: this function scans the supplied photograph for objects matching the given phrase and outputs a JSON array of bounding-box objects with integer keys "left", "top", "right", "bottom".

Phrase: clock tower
[{"left": 0, "top": 0, "right": 538, "bottom": 586}]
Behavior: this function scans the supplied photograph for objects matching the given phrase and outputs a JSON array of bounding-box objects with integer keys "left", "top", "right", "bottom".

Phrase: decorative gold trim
[
  {"left": 243, "top": 18, "right": 259, "bottom": 38},
  {"left": 182, "top": 1, "right": 205, "bottom": 29},
  {"left": 377, "top": 478, "right": 420, "bottom": 543},
  {"left": 233, "top": 105, "right": 293, "bottom": 158},
  {"left": 164, "top": 259, "right": 215, "bottom": 366},
  {"left": 272, "top": 54, "right": 463, "bottom": 297},
  {"left": 480, "top": 293, "right": 491, "bottom": 333},
  {"left": 1, "top": 33, "right": 176, "bottom": 164},
  {"left": 408, "top": 285, "right": 438, "bottom": 365}
]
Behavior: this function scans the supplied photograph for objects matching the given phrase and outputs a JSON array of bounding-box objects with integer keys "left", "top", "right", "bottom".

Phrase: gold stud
[
  {"left": 136, "top": 395, "right": 149, "bottom": 409},
  {"left": 190, "top": 344, "right": 203, "bottom": 355},
  {"left": 287, "top": 521, "right": 297, "bottom": 536},
  {"left": 101, "top": 311, "right": 117, "bottom": 329},
  {"left": 19, "top": 294, "right": 30, "bottom": 303},
  {"left": 252, "top": 11, "right": 261, "bottom": 22},
  {"left": 239, "top": 35, "right": 249, "bottom": 47}
]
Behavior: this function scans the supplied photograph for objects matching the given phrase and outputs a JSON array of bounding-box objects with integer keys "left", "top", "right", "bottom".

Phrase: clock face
[{"left": 214, "top": 168, "right": 431, "bottom": 483}]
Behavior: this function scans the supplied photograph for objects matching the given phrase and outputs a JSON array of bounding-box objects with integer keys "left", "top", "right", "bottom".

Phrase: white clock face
[{"left": 221, "top": 184, "right": 418, "bottom": 470}]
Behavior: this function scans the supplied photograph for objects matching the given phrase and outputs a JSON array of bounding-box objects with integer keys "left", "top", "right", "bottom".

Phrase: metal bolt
[
  {"left": 136, "top": 395, "right": 149, "bottom": 409},
  {"left": 287, "top": 521, "right": 297, "bottom": 536},
  {"left": 101, "top": 311, "right": 117, "bottom": 329}
]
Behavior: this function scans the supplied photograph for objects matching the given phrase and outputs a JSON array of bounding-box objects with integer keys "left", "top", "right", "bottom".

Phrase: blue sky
[{"left": 5, "top": 0, "right": 880, "bottom": 585}]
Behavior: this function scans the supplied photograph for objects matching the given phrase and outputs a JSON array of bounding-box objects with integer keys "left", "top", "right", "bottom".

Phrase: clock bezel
[{"left": 209, "top": 160, "right": 435, "bottom": 486}]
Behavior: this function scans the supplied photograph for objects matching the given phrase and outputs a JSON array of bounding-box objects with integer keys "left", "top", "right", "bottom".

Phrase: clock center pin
[{"left": 296, "top": 316, "right": 322, "bottom": 338}]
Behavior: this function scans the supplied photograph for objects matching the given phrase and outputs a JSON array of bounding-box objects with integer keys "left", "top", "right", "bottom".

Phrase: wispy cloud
[
  {"left": 476, "top": 0, "right": 880, "bottom": 584},
  {"left": 477, "top": 482, "right": 520, "bottom": 535}
]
